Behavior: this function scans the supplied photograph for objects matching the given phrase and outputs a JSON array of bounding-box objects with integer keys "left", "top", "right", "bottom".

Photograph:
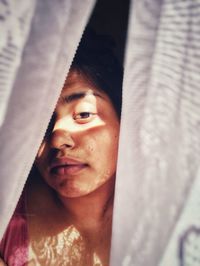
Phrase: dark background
[{"left": 87, "top": 0, "right": 130, "bottom": 65}]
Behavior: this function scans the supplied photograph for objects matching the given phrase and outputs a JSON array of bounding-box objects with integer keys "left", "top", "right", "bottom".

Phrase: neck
[{"left": 57, "top": 177, "right": 115, "bottom": 230}]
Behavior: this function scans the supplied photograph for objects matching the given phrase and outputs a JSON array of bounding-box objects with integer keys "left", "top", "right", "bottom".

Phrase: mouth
[{"left": 50, "top": 157, "right": 88, "bottom": 176}]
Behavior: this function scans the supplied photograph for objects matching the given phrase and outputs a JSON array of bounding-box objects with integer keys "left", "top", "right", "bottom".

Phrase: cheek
[
  {"left": 85, "top": 127, "right": 119, "bottom": 171},
  {"left": 35, "top": 142, "right": 49, "bottom": 172},
  {"left": 36, "top": 142, "right": 46, "bottom": 160},
  {"left": 104, "top": 130, "right": 119, "bottom": 168}
]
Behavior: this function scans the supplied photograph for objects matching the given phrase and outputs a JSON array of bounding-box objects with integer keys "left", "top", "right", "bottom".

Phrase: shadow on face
[{"left": 35, "top": 70, "right": 120, "bottom": 198}]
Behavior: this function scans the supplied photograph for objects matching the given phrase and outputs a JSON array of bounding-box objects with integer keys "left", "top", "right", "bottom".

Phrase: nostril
[
  {"left": 66, "top": 143, "right": 73, "bottom": 148},
  {"left": 50, "top": 129, "right": 75, "bottom": 150}
]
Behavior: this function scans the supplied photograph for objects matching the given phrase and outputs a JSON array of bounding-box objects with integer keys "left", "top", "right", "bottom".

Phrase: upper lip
[{"left": 50, "top": 157, "right": 87, "bottom": 171}]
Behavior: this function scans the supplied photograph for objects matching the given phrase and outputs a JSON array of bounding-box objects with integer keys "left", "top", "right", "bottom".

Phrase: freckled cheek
[
  {"left": 84, "top": 129, "right": 119, "bottom": 171},
  {"left": 81, "top": 138, "right": 97, "bottom": 158}
]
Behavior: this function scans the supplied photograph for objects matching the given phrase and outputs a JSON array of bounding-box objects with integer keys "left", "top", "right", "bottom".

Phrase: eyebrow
[{"left": 61, "top": 91, "right": 104, "bottom": 104}]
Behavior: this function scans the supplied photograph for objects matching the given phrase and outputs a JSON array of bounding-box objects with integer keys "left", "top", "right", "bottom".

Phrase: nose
[
  {"left": 50, "top": 129, "right": 75, "bottom": 150},
  {"left": 47, "top": 112, "right": 75, "bottom": 150}
]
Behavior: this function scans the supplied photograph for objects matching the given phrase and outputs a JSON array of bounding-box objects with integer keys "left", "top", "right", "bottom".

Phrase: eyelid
[{"left": 73, "top": 112, "right": 97, "bottom": 124}]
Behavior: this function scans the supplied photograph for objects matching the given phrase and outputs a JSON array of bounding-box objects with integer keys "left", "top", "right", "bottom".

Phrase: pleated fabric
[
  {"left": 0, "top": 0, "right": 96, "bottom": 240},
  {"left": 1, "top": 1, "right": 200, "bottom": 265},
  {"left": 0, "top": 0, "right": 36, "bottom": 127},
  {"left": 110, "top": 0, "right": 200, "bottom": 265}
]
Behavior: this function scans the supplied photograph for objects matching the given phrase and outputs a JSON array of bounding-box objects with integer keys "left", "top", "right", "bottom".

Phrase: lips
[{"left": 50, "top": 157, "right": 88, "bottom": 176}]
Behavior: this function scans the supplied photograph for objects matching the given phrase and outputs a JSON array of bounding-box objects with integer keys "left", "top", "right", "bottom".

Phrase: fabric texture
[
  {"left": 0, "top": 0, "right": 96, "bottom": 240},
  {"left": 110, "top": 0, "right": 200, "bottom": 266},
  {"left": 0, "top": 0, "right": 36, "bottom": 127},
  {"left": 1, "top": 0, "right": 200, "bottom": 265}
]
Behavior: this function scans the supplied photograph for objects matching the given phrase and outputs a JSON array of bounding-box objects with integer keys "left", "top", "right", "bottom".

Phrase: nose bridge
[
  {"left": 53, "top": 115, "right": 68, "bottom": 131},
  {"left": 50, "top": 116, "right": 74, "bottom": 149}
]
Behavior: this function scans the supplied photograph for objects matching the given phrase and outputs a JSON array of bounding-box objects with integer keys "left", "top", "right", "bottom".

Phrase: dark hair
[{"left": 70, "top": 29, "right": 123, "bottom": 117}]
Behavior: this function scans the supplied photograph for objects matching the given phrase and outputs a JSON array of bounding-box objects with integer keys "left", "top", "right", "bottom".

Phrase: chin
[
  {"left": 52, "top": 176, "right": 115, "bottom": 199},
  {"left": 54, "top": 183, "right": 92, "bottom": 198},
  {"left": 54, "top": 182, "right": 103, "bottom": 199}
]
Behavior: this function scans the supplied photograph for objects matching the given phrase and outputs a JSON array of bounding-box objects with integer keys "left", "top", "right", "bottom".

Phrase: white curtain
[
  {"left": 1, "top": 1, "right": 200, "bottom": 265},
  {"left": 111, "top": 1, "right": 200, "bottom": 266},
  {"left": 0, "top": 0, "right": 96, "bottom": 241}
]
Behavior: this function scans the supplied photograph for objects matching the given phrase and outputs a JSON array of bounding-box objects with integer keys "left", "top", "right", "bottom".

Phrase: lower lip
[{"left": 51, "top": 164, "right": 87, "bottom": 176}]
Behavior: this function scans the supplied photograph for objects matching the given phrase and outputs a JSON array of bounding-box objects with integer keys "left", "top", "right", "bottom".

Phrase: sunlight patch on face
[
  {"left": 55, "top": 91, "right": 106, "bottom": 133},
  {"left": 55, "top": 114, "right": 105, "bottom": 133},
  {"left": 76, "top": 170, "right": 114, "bottom": 195}
]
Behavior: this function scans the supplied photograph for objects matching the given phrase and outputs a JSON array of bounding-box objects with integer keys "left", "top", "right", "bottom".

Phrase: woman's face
[{"left": 36, "top": 71, "right": 120, "bottom": 198}]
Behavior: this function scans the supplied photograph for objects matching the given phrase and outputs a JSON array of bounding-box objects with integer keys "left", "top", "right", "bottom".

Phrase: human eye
[{"left": 73, "top": 112, "right": 96, "bottom": 124}]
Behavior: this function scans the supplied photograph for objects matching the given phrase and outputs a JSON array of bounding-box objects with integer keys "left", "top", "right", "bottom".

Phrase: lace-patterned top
[{"left": 0, "top": 189, "right": 107, "bottom": 266}]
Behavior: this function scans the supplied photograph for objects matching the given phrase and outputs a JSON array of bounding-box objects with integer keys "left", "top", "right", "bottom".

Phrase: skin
[
  {"left": 36, "top": 71, "right": 119, "bottom": 199},
  {"left": 26, "top": 70, "right": 120, "bottom": 265},
  {"left": 0, "top": 258, "right": 6, "bottom": 266}
]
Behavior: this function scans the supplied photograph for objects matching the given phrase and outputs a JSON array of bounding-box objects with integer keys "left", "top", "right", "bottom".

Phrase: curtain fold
[
  {"left": 0, "top": 0, "right": 96, "bottom": 240},
  {"left": 1, "top": 1, "right": 200, "bottom": 265},
  {"left": 111, "top": 0, "right": 200, "bottom": 265},
  {"left": 0, "top": 0, "right": 37, "bottom": 127}
]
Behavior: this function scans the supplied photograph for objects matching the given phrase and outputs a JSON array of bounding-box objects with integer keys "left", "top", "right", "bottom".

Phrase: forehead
[
  {"left": 57, "top": 71, "right": 112, "bottom": 109},
  {"left": 62, "top": 71, "right": 103, "bottom": 97}
]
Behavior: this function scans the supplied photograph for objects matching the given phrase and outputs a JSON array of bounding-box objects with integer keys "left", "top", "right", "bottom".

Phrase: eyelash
[{"left": 73, "top": 112, "right": 96, "bottom": 123}]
